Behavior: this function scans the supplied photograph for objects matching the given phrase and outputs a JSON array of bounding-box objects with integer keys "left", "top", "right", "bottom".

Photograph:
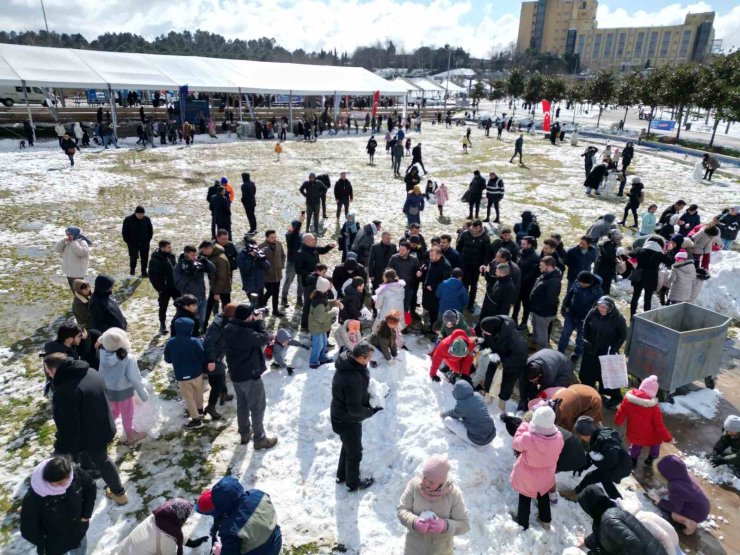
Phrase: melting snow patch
[{"left": 659, "top": 388, "right": 723, "bottom": 419}]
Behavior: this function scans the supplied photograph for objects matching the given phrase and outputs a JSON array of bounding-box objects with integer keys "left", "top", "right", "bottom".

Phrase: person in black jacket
[
  {"left": 281, "top": 216, "right": 304, "bottom": 308},
  {"left": 88, "top": 275, "right": 127, "bottom": 333},
  {"left": 240, "top": 172, "right": 257, "bottom": 234},
  {"left": 565, "top": 236, "right": 597, "bottom": 290},
  {"left": 21, "top": 455, "right": 96, "bottom": 555},
  {"left": 367, "top": 232, "right": 397, "bottom": 291},
  {"left": 419, "top": 246, "right": 451, "bottom": 330},
  {"left": 121, "top": 205, "right": 153, "bottom": 276},
  {"left": 512, "top": 237, "right": 540, "bottom": 328},
  {"left": 387, "top": 240, "right": 420, "bottom": 318},
  {"left": 578, "top": 485, "right": 667, "bottom": 554},
  {"left": 629, "top": 239, "right": 666, "bottom": 317},
  {"left": 206, "top": 180, "right": 221, "bottom": 238},
  {"left": 299, "top": 173, "right": 328, "bottom": 233},
  {"left": 620, "top": 142, "right": 634, "bottom": 177},
  {"left": 60, "top": 133, "right": 80, "bottom": 166},
  {"left": 334, "top": 172, "right": 353, "bottom": 220},
  {"left": 209, "top": 187, "right": 232, "bottom": 241},
  {"left": 585, "top": 162, "right": 608, "bottom": 195},
  {"left": 594, "top": 230, "right": 620, "bottom": 295},
  {"left": 513, "top": 211, "right": 540, "bottom": 243},
  {"left": 221, "top": 304, "right": 277, "bottom": 449},
  {"left": 148, "top": 240, "right": 181, "bottom": 334},
  {"left": 539, "top": 238, "right": 565, "bottom": 273},
  {"left": 294, "top": 233, "right": 336, "bottom": 327},
  {"left": 339, "top": 277, "right": 365, "bottom": 323},
  {"left": 479, "top": 316, "right": 528, "bottom": 410},
  {"left": 618, "top": 177, "right": 644, "bottom": 226},
  {"left": 330, "top": 343, "right": 382, "bottom": 491},
  {"left": 491, "top": 228, "right": 521, "bottom": 262},
  {"left": 43, "top": 353, "right": 127, "bottom": 504},
  {"left": 580, "top": 296, "right": 627, "bottom": 408},
  {"left": 456, "top": 220, "right": 491, "bottom": 311},
  {"left": 203, "top": 303, "right": 236, "bottom": 418},
  {"left": 467, "top": 170, "right": 486, "bottom": 219},
  {"left": 216, "top": 229, "right": 238, "bottom": 272},
  {"left": 573, "top": 417, "right": 633, "bottom": 500},
  {"left": 528, "top": 256, "right": 562, "bottom": 349},
  {"left": 480, "top": 263, "right": 516, "bottom": 320}
]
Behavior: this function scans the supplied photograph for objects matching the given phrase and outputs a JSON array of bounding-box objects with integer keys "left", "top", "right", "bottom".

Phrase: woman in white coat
[
  {"left": 73, "top": 122, "right": 84, "bottom": 145},
  {"left": 54, "top": 226, "right": 92, "bottom": 290},
  {"left": 372, "top": 268, "right": 406, "bottom": 331}
]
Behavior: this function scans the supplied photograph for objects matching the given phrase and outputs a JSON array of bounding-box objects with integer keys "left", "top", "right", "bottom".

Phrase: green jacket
[
  {"left": 369, "top": 323, "right": 398, "bottom": 361},
  {"left": 308, "top": 296, "right": 335, "bottom": 334}
]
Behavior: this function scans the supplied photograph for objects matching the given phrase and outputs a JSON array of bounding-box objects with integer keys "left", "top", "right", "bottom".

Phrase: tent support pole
[
  {"left": 289, "top": 90, "right": 293, "bottom": 130},
  {"left": 238, "top": 88, "right": 243, "bottom": 122},
  {"left": 333, "top": 91, "right": 339, "bottom": 130},
  {"left": 244, "top": 92, "right": 255, "bottom": 121},
  {"left": 402, "top": 95, "right": 407, "bottom": 120},
  {"left": 21, "top": 81, "right": 36, "bottom": 143},
  {"left": 108, "top": 85, "right": 118, "bottom": 139}
]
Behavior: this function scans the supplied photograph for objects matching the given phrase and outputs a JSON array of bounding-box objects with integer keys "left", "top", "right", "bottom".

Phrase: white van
[{"left": 0, "top": 86, "right": 51, "bottom": 107}]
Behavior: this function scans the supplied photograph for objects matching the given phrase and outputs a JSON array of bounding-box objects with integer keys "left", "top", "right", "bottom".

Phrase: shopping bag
[{"left": 599, "top": 352, "right": 629, "bottom": 390}]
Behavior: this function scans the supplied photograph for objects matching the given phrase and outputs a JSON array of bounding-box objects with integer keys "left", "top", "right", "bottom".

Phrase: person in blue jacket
[
  {"left": 403, "top": 185, "right": 425, "bottom": 226},
  {"left": 436, "top": 268, "right": 468, "bottom": 317},
  {"left": 196, "top": 476, "right": 282, "bottom": 555},
  {"left": 440, "top": 380, "right": 496, "bottom": 446},
  {"left": 558, "top": 271, "right": 604, "bottom": 362},
  {"left": 164, "top": 317, "right": 206, "bottom": 429}
]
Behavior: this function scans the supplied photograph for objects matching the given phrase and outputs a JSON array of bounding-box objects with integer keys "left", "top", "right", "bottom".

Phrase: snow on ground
[
  {"left": 660, "top": 388, "right": 723, "bottom": 419},
  {"left": 0, "top": 122, "right": 738, "bottom": 553},
  {"left": 683, "top": 454, "right": 740, "bottom": 492},
  {"left": 697, "top": 250, "right": 740, "bottom": 321}
]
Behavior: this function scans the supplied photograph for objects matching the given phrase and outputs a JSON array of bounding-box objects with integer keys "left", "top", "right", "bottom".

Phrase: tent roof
[
  {"left": 391, "top": 77, "right": 423, "bottom": 91},
  {"left": 439, "top": 79, "right": 466, "bottom": 92},
  {"left": 0, "top": 44, "right": 410, "bottom": 95},
  {"left": 431, "top": 68, "right": 476, "bottom": 78},
  {"left": 409, "top": 77, "right": 445, "bottom": 92}
]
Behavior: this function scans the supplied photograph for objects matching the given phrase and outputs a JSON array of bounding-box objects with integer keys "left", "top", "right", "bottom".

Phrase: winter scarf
[
  {"left": 345, "top": 213, "right": 358, "bottom": 234},
  {"left": 153, "top": 498, "right": 193, "bottom": 555},
  {"left": 30, "top": 458, "right": 74, "bottom": 497},
  {"left": 65, "top": 226, "right": 92, "bottom": 246},
  {"left": 419, "top": 456, "right": 453, "bottom": 501}
]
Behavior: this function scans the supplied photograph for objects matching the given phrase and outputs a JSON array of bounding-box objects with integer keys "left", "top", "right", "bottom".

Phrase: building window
[
  {"left": 635, "top": 32, "right": 644, "bottom": 56},
  {"left": 604, "top": 33, "right": 613, "bottom": 58},
  {"left": 660, "top": 31, "right": 671, "bottom": 57},
  {"left": 577, "top": 36, "right": 586, "bottom": 55},
  {"left": 679, "top": 30, "right": 692, "bottom": 57},
  {"left": 593, "top": 34, "right": 602, "bottom": 58},
  {"left": 616, "top": 33, "right": 626, "bottom": 56},
  {"left": 648, "top": 31, "right": 658, "bottom": 57}
]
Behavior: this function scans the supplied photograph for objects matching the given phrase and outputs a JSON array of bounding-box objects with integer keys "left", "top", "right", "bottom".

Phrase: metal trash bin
[
  {"left": 627, "top": 303, "right": 730, "bottom": 395},
  {"left": 236, "top": 122, "right": 253, "bottom": 139}
]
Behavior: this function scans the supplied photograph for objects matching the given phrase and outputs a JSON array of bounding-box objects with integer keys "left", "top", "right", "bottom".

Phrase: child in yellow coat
[{"left": 275, "top": 142, "right": 283, "bottom": 161}]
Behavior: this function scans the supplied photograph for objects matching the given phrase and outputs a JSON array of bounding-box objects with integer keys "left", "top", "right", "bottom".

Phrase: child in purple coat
[{"left": 650, "top": 455, "right": 710, "bottom": 535}]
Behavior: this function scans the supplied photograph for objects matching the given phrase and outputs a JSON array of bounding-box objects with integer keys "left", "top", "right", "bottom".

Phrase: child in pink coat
[
  {"left": 434, "top": 183, "right": 449, "bottom": 218},
  {"left": 510, "top": 406, "right": 564, "bottom": 530}
]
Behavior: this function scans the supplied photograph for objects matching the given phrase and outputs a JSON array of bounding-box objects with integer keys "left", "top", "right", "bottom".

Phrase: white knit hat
[
  {"left": 531, "top": 405, "right": 557, "bottom": 435},
  {"left": 100, "top": 327, "right": 131, "bottom": 352},
  {"left": 315, "top": 276, "right": 332, "bottom": 293}
]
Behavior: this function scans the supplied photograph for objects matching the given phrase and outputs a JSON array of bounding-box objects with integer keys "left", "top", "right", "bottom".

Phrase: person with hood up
[
  {"left": 60, "top": 132, "right": 80, "bottom": 166},
  {"left": 614, "top": 375, "right": 672, "bottom": 467},
  {"left": 594, "top": 230, "right": 621, "bottom": 295},
  {"left": 270, "top": 327, "right": 297, "bottom": 376},
  {"left": 578, "top": 485, "right": 669, "bottom": 554},
  {"left": 584, "top": 161, "right": 608, "bottom": 195},
  {"left": 89, "top": 275, "right": 128, "bottom": 333},
  {"left": 558, "top": 271, "right": 603, "bottom": 362},
  {"left": 618, "top": 177, "right": 645, "bottom": 228},
  {"left": 630, "top": 238, "right": 666, "bottom": 317},
  {"left": 43, "top": 352, "right": 127, "bottom": 505},
  {"left": 352, "top": 220, "right": 381, "bottom": 267},
  {"left": 522, "top": 349, "right": 574, "bottom": 410},
  {"left": 338, "top": 212, "right": 360, "bottom": 262},
  {"left": 665, "top": 250, "right": 696, "bottom": 304},
  {"left": 308, "top": 276, "right": 340, "bottom": 368},
  {"left": 573, "top": 416, "right": 632, "bottom": 499},
  {"left": 441, "top": 381, "right": 496, "bottom": 446},
  {"left": 164, "top": 318, "right": 206, "bottom": 429},
  {"left": 368, "top": 311, "right": 400, "bottom": 363},
  {"left": 71, "top": 279, "right": 93, "bottom": 329},
  {"left": 170, "top": 294, "right": 202, "bottom": 338},
  {"left": 651, "top": 455, "right": 710, "bottom": 536},
  {"left": 113, "top": 498, "right": 209, "bottom": 555},
  {"left": 466, "top": 171, "right": 486, "bottom": 219},
  {"left": 479, "top": 315, "right": 527, "bottom": 410},
  {"left": 404, "top": 185, "right": 426, "bottom": 226},
  {"left": 174, "top": 245, "right": 217, "bottom": 325},
  {"left": 331, "top": 342, "right": 383, "bottom": 491},
  {"left": 587, "top": 214, "right": 617, "bottom": 242},
  {"left": 514, "top": 211, "right": 540, "bottom": 243},
  {"left": 580, "top": 296, "right": 627, "bottom": 408},
  {"left": 195, "top": 476, "right": 282, "bottom": 555},
  {"left": 21, "top": 455, "right": 96, "bottom": 555},
  {"left": 397, "top": 455, "right": 470, "bottom": 554},
  {"left": 121, "top": 206, "right": 154, "bottom": 276},
  {"left": 510, "top": 406, "right": 564, "bottom": 530},
  {"left": 55, "top": 227, "right": 92, "bottom": 290},
  {"left": 98, "top": 327, "right": 149, "bottom": 444},
  {"left": 373, "top": 269, "right": 406, "bottom": 331},
  {"left": 710, "top": 415, "right": 740, "bottom": 473},
  {"left": 429, "top": 329, "right": 475, "bottom": 384},
  {"left": 366, "top": 135, "right": 377, "bottom": 164},
  {"left": 435, "top": 268, "right": 468, "bottom": 319}
]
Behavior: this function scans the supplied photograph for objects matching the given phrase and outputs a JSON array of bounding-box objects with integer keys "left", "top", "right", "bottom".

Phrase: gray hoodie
[
  {"left": 443, "top": 381, "right": 496, "bottom": 446},
  {"left": 98, "top": 349, "right": 149, "bottom": 402}
]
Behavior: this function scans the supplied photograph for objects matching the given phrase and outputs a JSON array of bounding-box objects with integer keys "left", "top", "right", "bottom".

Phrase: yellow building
[{"left": 516, "top": 0, "right": 715, "bottom": 71}]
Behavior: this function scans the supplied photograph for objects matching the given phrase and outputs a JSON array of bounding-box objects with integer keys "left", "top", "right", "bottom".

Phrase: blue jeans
[
  {"left": 310, "top": 333, "right": 328, "bottom": 365},
  {"left": 557, "top": 315, "right": 584, "bottom": 357},
  {"left": 197, "top": 298, "right": 207, "bottom": 325},
  {"left": 722, "top": 238, "right": 734, "bottom": 250},
  {"left": 67, "top": 536, "right": 87, "bottom": 555}
]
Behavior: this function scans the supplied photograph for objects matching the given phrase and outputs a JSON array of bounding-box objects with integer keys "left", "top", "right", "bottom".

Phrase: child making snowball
[
  {"left": 434, "top": 182, "right": 449, "bottom": 218},
  {"left": 614, "top": 375, "right": 673, "bottom": 468},
  {"left": 397, "top": 454, "right": 470, "bottom": 555},
  {"left": 271, "top": 328, "right": 295, "bottom": 376},
  {"left": 573, "top": 416, "right": 632, "bottom": 500},
  {"left": 308, "top": 276, "right": 340, "bottom": 369},
  {"left": 274, "top": 142, "right": 283, "bottom": 161},
  {"left": 710, "top": 415, "right": 740, "bottom": 473},
  {"left": 440, "top": 380, "right": 496, "bottom": 446},
  {"left": 335, "top": 319, "right": 361, "bottom": 354},
  {"left": 369, "top": 311, "right": 400, "bottom": 365},
  {"left": 98, "top": 327, "right": 149, "bottom": 444},
  {"left": 651, "top": 455, "right": 710, "bottom": 536},
  {"left": 510, "top": 405, "right": 564, "bottom": 530}
]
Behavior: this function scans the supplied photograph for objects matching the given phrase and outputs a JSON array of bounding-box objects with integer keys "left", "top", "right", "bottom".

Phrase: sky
[{"left": 1, "top": 0, "right": 738, "bottom": 59}]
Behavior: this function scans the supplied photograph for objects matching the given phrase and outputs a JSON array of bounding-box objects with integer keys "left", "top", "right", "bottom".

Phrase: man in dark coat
[
  {"left": 174, "top": 245, "right": 217, "bottom": 325},
  {"left": 388, "top": 240, "right": 420, "bottom": 316},
  {"left": 528, "top": 256, "right": 562, "bottom": 349},
  {"left": 299, "top": 173, "right": 328, "bottom": 233},
  {"left": 512, "top": 236, "right": 540, "bottom": 328},
  {"left": 237, "top": 239, "right": 271, "bottom": 300},
  {"left": 88, "top": 275, "right": 127, "bottom": 333},
  {"left": 334, "top": 171, "right": 353, "bottom": 220},
  {"left": 585, "top": 162, "right": 608, "bottom": 195},
  {"left": 330, "top": 343, "right": 382, "bottom": 491},
  {"left": 43, "top": 322, "right": 100, "bottom": 374},
  {"left": 522, "top": 348, "right": 574, "bottom": 409},
  {"left": 240, "top": 172, "right": 257, "bottom": 234},
  {"left": 456, "top": 220, "right": 491, "bottom": 310},
  {"left": 490, "top": 228, "right": 520, "bottom": 262},
  {"left": 480, "top": 263, "right": 516, "bottom": 320},
  {"left": 565, "top": 236, "right": 597, "bottom": 290},
  {"left": 121, "top": 205, "right": 153, "bottom": 276},
  {"left": 43, "top": 353, "right": 127, "bottom": 503},
  {"left": 294, "top": 233, "right": 336, "bottom": 328},
  {"left": 420, "top": 246, "right": 451, "bottom": 329},
  {"left": 281, "top": 216, "right": 304, "bottom": 308},
  {"left": 367, "top": 231, "right": 397, "bottom": 291},
  {"left": 148, "top": 240, "right": 181, "bottom": 334},
  {"left": 439, "top": 234, "right": 463, "bottom": 271},
  {"left": 629, "top": 239, "right": 666, "bottom": 317},
  {"left": 209, "top": 187, "right": 232, "bottom": 241},
  {"left": 467, "top": 171, "right": 486, "bottom": 219},
  {"left": 407, "top": 142, "right": 426, "bottom": 174},
  {"left": 479, "top": 315, "right": 528, "bottom": 410},
  {"left": 331, "top": 257, "right": 367, "bottom": 299},
  {"left": 574, "top": 416, "right": 633, "bottom": 500}
]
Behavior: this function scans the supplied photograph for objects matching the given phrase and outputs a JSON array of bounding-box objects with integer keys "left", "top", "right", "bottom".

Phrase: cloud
[{"left": 0, "top": 0, "right": 518, "bottom": 58}]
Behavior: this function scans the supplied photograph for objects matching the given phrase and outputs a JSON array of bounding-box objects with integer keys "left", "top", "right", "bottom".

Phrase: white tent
[
  {"left": 438, "top": 79, "right": 466, "bottom": 93},
  {"left": 409, "top": 77, "right": 445, "bottom": 99},
  {"left": 0, "top": 43, "right": 106, "bottom": 89}
]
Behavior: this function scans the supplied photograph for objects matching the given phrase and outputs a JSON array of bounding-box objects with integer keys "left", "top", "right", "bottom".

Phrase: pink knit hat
[
  {"left": 674, "top": 249, "right": 688, "bottom": 261},
  {"left": 422, "top": 455, "right": 450, "bottom": 484},
  {"left": 639, "top": 375, "right": 660, "bottom": 398}
]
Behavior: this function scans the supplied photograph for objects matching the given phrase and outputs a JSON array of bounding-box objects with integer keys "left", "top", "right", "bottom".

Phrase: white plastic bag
[{"left": 599, "top": 352, "right": 628, "bottom": 389}]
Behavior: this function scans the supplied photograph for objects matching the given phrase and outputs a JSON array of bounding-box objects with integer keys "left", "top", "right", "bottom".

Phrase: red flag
[
  {"left": 542, "top": 99, "right": 552, "bottom": 132},
  {"left": 541, "top": 99, "right": 551, "bottom": 114},
  {"left": 372, "top": 90, "right": 380, "bottom": 118}
]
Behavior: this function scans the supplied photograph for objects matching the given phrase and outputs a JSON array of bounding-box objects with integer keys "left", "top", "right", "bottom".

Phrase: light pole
[{"left": 443, "top": 46, "right": 451, "bottom": 114}]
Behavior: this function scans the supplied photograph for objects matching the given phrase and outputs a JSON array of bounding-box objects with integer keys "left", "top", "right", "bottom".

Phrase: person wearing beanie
[
  {"left": 55, "top": 226, "right": 92, "bottom": 290},
  {"left": 558, "top": 271, "right": 603, "bottom": 363},
  {"left": 429, "top": 328, "right": 475, "bottom": 384},
  {"left": 21, "top": 456, "right": 96, "bottom": 555},
  {"left": 441, "top": 380, "right": 496, "bottom": 446},
  {"left": 308, "top": 276, "right": 341, "bottom": 368},
  {"left": 478, "top": 315, "right": 527, "bottom": 410},
  {"left": 219, "top": 176, "right": 235, "bottom": 204},
  {"left": 710, "top": 415, "right": 740, "bottom": 473},
  {"left": 439, "top": 309, "right": 473, "bottom": 339},
  {"left": 587, "top": 214, "right": 617, "bottom": 242},
  {"left": 270, "top": 328, "right": 297, "bottom": 376},
  {"left": 665, "top": 249, "right": 697, "bottom": 304},
  {"left": 397, "top": 455, "right": 470, "bottom": 554},
  {"left": 572, "top": 415, "right": 633, "bottom": 500},
  {"left": 651, "top": 455, "right": 710, "bottom": 535},
  {"left": 98, "top": 327, "right": 149, "bottom": 444},
  {"left": 614, "top": 375, "right": 673, "bottom": 468},
  {"left": 509, "top": 406, "right": 564, "bottom": 530},
  {"left": 170, "top": 294, "right": 202, "bottom": 338},
  {"left": 121, "top": 205, "right": 154, "bottom": 277}
]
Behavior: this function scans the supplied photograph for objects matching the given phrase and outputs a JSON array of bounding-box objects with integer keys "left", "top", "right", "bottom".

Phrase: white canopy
[
  {"left": 0, "top": 44, "right": 410, "bottom": 95},
  {"left": 439, "top": 79, "right": 466, "bottom": 93},
  {"left": 409, "top": 77, "right": 445, "bottom": 92}
]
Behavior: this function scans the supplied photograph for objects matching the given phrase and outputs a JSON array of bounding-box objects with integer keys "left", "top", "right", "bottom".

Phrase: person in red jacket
[
  {"left": 429, "top": 329, "right": 475, "bottom": 384},
  {"left": 614, "top": 375, "right": 673, "bottom": 469}
]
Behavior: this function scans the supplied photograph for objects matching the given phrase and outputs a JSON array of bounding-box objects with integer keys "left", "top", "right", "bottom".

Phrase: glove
[
  {"left": 212, "top": 543, "right": 222, "bottom": 555},
  {"left": 573, "top": 468, "right": 585, "bottom": 478},
  {"left": 414, "top": 518, "right": 430, "bottom": 534},
  {"left": 710, "top": 456, "right": 726, "bottom": 468},
  {"left": 431, "top": 375, "right": 441, "bottom": 382},
  {"left": 185, "top": 536, "right": 209, "bottom": 548},
  {"left": 373, "top": 407, "right": 383, "bottom": 414},
  {"left": 426, "top": 517, "right": 447, "bottom": 534}
]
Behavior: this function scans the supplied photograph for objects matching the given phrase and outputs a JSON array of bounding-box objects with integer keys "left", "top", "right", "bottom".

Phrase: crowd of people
[{"left": 16, "top": 108, "right": 740, "bottom": 555}]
